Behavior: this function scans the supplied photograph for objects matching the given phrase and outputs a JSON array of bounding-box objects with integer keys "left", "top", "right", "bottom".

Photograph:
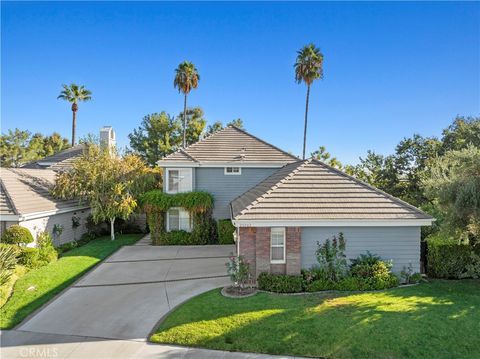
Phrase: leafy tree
[
  {"left": 43, "top": 132, "right": 70, "bottom": 155},
  {"left": 311, "top": 146, "right": 342, "bottom": 169},
  {"left": 440, "top": 116, "right": 480, "bottom": 152},
  {"left": 177, "top": 107, "right": 207, "bottom": 146},
  {"left": 174, "top": 61, "right": 200, "bottom": 148},
  {"left": 53, "top": 146, "right": 160, "bottom": 240},
  {"left": 295, "top": 44, "right": 324, "bottom": 159},
  {"left": 205, "top": 119, "right": 244, "bottom": 136},
  {"left": 424, "top": 145, "right": 480, "bottom": 244},
  {"left": 0, "top": 129, "right": 31, "bottom": 167},
  {"left": 57, "top": 83, "right": 92, "bottom": 146}
]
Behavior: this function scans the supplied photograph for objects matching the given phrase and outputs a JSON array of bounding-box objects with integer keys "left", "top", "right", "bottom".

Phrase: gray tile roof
[
  {"left": 22, "top": 144, "right": 85, "bottom": 170},
  {"left": 231, "top": 159, "right": 432, "bottom": 221},
  {"left": 158, "top": 126, "right": 298, "bottom": 165},
  {"left": 0, "top": 168, "right": 84, "bottom": 216}
]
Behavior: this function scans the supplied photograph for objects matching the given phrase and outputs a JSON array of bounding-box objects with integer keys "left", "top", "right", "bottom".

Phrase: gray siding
[
  {"left": 301, "top": 226, "right": 421, "bottom": 273},
  {"left": 195, "top": 167, "right": 278, "bottom": 219}
]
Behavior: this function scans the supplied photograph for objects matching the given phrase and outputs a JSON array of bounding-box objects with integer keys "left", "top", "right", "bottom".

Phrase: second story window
[
  {"left": 224, "top": 167, "right": 241, "bottom": 175},
  {"left": 166, "top": 168, "right": 192, "bottom": 193}
]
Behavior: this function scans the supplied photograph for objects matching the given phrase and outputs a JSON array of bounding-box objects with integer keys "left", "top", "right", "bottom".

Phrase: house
[
  {"left": 0, "top": 168, "right": 90, "bottom": 245},
  {"left": 158, "top": 126, "right": 433, "bottom": 275},
  {"left": 22, "top": 144, "right": 86, "bottom": 171}
]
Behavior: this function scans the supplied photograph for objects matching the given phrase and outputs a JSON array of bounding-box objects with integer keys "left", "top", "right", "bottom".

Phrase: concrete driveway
[{"left": 18, "top": 240, "right": 234, "bottom": 341}]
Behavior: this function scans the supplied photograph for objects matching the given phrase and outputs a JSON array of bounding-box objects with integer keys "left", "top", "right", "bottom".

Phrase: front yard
[
  {"left": 151, "top": 280, "right": 479, "bottom": 359},
  {"left": 0, "top": 234, "right": 142, "bottom": 329}
]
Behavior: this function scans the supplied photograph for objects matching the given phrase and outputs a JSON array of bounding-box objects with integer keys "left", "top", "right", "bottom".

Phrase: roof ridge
[
  {"left": 179, "top": 148, "right": 199, "bottom": 162},
  {"left": 238, "top": 159, "right": 308, "bottom": 217},
  {"left": 229, "top": 125, "right": 299, "bottom": 160},
  {"left": 309, "top": 158, "right": 432, "bottom": 219}
]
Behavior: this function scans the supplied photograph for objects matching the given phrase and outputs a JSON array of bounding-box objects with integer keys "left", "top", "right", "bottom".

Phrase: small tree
[
  {"left": 226, "top": 254, "right": 251, "bottom": 289},
  {"left": 53, "top": 145, "right": 159, "bottom": 240},
  {"left": 315, "top": 233, "right": 348, "bottom": 281}
]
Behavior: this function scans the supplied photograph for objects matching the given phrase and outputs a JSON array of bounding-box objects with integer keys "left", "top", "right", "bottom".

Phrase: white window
[
  {"left": 270, "top": 227, "right": 286, "bottom": 264},
  {"left": 166, "top": 168, "right": 193, "bottom": 193},
  {"left": 166, "top": 208, "right": 191, "bottom": 232},
  {"left": 224, "top": 167, "right": 241, "bottom": 175}
]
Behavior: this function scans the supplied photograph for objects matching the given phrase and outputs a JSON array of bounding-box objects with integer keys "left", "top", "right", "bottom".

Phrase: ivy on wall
[{"left": 141, "top": 190, "right": 215, "bottom": 245}]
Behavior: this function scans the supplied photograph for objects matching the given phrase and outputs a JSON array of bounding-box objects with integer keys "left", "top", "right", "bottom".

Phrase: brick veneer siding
[{"left": 238, "top": 226, "right": 302, "bottom": 280}]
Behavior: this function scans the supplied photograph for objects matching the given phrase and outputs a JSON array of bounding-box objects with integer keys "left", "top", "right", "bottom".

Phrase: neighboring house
[
  {"left": 158, "top": 126, "right": 434, "bottom": 274},
  {"left": 0, "top": 168, "right": 90, "bottom": 245},
  {"left": 22, "top": 144, "right": 86, "bottom": 171},
  {"left": 157, "top": 126, "right": 298, "bottom": 228}
]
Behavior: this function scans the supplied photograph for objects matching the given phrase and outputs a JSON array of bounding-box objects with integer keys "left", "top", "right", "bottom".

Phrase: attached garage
[{"left": 231, "top": 159, "right": 433, "bottom": 278}]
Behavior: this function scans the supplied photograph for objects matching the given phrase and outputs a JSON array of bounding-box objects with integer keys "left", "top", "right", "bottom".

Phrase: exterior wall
[
  {"left": 301, "top": 226, "right": 421, "bottom": 273},
  {"left": 195, "top": 167, "right": 277, "bottom": 219},
  {"left": 238, "top": 226, "right": 302, "bottom": 279},
  {"left": 17, "top": 209, "right": 90, "bottom": 246}
]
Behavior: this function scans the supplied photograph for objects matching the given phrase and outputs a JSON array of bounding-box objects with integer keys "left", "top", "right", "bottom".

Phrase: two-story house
[{"left": 158, "top": 126, "right": 433, "bottom": 276}]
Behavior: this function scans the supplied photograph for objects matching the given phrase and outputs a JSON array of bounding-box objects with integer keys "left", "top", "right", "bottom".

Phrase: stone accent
[{"left": 238, "top": 226, "right": 302, "bottom": 281}]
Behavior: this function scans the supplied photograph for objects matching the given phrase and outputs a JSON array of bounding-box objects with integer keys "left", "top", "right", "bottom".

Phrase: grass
[
  {"left": 0, "top": 234, "right": 142, "bottom": 329},
  {"left": 151, "top": 280, "right": 480, "bottom": 359}
]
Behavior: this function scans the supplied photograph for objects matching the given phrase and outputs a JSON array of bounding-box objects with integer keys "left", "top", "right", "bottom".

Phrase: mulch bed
[{"left": 221, "top": 286, "right": 258, "bottom": 298}]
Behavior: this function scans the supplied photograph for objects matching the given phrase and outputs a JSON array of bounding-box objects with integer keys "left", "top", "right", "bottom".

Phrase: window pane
[
  {"left": 168, "top": 170, "right": 179, "bottom": 192},
  {"left": 168, "top": 209, "right": 179, "bottom": 231},
  {"left": 179, "top": 210, "right": 190, "bottom": 231},
  {"left": 271, "top": 247, "right": 284, "bottom": 261}
]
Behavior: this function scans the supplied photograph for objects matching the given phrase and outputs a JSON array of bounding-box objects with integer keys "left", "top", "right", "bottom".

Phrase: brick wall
[{"left": 238, "top": 226, "right": 302, "bottom": 281}]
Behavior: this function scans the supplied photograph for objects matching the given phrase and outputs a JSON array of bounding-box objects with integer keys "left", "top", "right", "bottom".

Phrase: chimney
[{"left": 99, "top": 126, "right": 116, "bottom": 154}]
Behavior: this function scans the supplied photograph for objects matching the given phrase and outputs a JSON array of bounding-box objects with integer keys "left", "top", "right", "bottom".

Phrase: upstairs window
[
  {"left": 166, "top": 168, "right": 192, "bottom": 193},
  {"left": 224, "top": 167, "right": 241, "bottom": 175},
  {"left": 270, "top": 227, "right": 286, "bottom": 264}
]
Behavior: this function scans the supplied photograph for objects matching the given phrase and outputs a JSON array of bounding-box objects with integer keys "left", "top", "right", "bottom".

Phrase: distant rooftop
[
  {"left": 22, "top": 144, "right": 86, "bottom": 170},
  {"left": 158, "top": 126, "right": 298, "bottom": 166}
]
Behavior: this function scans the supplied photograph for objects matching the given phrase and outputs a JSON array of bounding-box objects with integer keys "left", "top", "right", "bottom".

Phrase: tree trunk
[
  {"left": 182, "top": 94, "right": 187, "bottom": 148},
  {"left": 302, "top": 84, "right": 311, "bottom": 160},
  {"left": 71, "top": 103, "right": 78, "bottom": 146},
  {"left": 110, "top": 218, "right": 115, "bottom": 241}
]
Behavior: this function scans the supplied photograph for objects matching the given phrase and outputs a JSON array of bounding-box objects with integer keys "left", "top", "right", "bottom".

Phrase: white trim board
[
  {"left": 232, "top": 219, "right": 434, "bottom": 227},
  {"left": 157, "top": 162, "right": 289, "bottom": 168}
]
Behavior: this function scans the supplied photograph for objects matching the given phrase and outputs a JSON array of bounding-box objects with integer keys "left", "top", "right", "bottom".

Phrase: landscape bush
[
  {"left": 257, "top": 272, "right": 304, "bottom": 293},
  {"left": 161, "top": 230, "right": 193, "bottom": 245},
  {"left": 0, "top": 244, "right": 18, "bottom": 286},
  {"left": 226, "top": 254, "right": 251, "bottom": 288},
  {"left": 315, "top": 233, "right": 348, "bottom": 281},
  {"left": 218, "top": 220, "right": 235, "bottom": 244},
  {"left": 1, "top": 226, "right": 34, "bottom": 246},
  {"left": 426, "top": 235, "right": 479, "bottom": 278},
  {"left": 17, "top": 247, "right": 41, "bottom": 268},
  {"left": 36, "top": 232, "right": 58, "bottom": 264}
]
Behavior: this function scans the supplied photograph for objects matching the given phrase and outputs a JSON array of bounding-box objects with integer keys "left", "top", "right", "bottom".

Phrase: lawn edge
[{"left": 9, "top": 234, "right": 144, "bottom": 330}]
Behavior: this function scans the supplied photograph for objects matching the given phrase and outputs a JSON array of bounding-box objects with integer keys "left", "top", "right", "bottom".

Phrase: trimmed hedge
[
  {"left": 257, "top": 272, "right": 304, "bottom": 293},
  {"left": 218, "top": 219, "right": 235, "bottom": 244},
  {"left": 426, "top": 236, "right": 480, "bottom": 278},
  {"left": 1, "top": 226, "right": 34, "bottom": 246}
]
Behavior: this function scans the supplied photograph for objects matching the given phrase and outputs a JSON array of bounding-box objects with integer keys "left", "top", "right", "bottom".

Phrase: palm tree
[
  {"left": 57, "top": 84, "right": 92, "bottom": 146},
  {"left": 294, "top": 44, "right": 324, "bottom": 159},
  {"left": 174, "top": 61, "right": 200, "bottom": 148}
]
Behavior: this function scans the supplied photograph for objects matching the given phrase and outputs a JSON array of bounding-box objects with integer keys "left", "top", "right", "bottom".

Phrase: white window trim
[
  {"left": 224, "top": 167, "right": 241, "bottom": 175},
  {"left": 166, "top": 207, "right": 191, "bottom": 232},
  {"left": 166, "top": 168, "right": 193, "bottom": 194},
  {"left": 270, "top": 227, "right": 286, "bottom": 264}
]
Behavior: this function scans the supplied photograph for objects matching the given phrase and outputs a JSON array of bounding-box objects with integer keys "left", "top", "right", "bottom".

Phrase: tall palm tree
[
  {"left": 294, "top": 44, "right": 324, "bottom": 159},
  {"left": 174, "top": 61, "right": 200, "bottom": 148},
  {"left": 57, "top": 84, "right": 92, "bottom": 146}
]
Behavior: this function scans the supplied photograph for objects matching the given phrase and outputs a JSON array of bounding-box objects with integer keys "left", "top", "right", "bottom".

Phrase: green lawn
[
  {"left": 0, "top": 234, "right": 142, "bottom": 329},
  {"left": 151, "top": 280, "right": 480, "bottom": 359}
]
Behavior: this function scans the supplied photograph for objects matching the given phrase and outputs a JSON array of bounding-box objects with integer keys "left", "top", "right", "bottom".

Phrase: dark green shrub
[
  {"left": 315, "top": 233, "right": 348, "bottom": 281},
  {"left": 218, "top": 220, "right": 235, "bottom": 244},
  {"left": 426, "top": 236, "right": 476, "bottom": 278},
  {"left": 55, "top": 242, "right": 79, "bottom": 254},
  {"left": 349, "top": 251, "right": 399, "bottom": 290},
  {"left": 257, "top": 272, "right": 304, "bottom": 293},
  {"left": 18, "top": 248, "right": 41, "bottom": 268},
  {"left": 1, "top": 225, "right": 34, "bottom": 246},
  {"left": 162, "top": 230, "right": 193, "bottom": 245},
  {"left": 335, "top": 277, "right": 371, "bottom": 291},
  {"left": 0, "top": 244, "right": 18, "bottom": 286},
  {"left": 305, "top": 278, "right": 336, "bottom": 292}
]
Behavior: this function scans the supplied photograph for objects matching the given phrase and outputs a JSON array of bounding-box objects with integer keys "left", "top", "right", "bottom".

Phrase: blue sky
[{"left": 2, "top": 1, "right": 479, "bottom": 164}]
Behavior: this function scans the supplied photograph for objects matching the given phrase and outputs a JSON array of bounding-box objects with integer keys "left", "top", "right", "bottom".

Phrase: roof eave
[{"left": 232, "top": 218, "right": 435, "bottom": 227}]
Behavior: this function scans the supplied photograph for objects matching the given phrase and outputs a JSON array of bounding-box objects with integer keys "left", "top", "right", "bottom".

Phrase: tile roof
[
  {"left": 22, "top": 144, "right": 85, "bottom": 170},
  {"left": 0, "top": 168, "right": 85, "bottom": 216},
  {"left": 231, "top": 159, "right": 433, "bottom": 221},
  {"left": 158, "top": 126, "right": 298, "bottom": 166}
]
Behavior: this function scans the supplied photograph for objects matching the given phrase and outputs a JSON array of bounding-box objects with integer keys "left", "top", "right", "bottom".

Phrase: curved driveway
[{"left": 18, "top": 239, "right": 234, "bottom": 341}]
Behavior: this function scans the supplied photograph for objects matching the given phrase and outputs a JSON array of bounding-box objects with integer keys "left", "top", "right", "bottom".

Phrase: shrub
[
  {"left": 335, "top": 277, "right": 371, "bottom": 291},
  {"left": 18, "top": 248, "right": 41, "bottom": 268},
  {"left": 305, "top": 278, "right": 336, "bottom": 292},
  {"left": 55, "top": 242, "right": 78, "bottom": 254},
  {"left": 315, "top": 233, "right": 348, "bottom": 281},
  {"left": 350, "top": 252, "right": 399, "bottom": 290},
  {"left": 400, "top": 263, "right": 422, "bottom": 284},
  {"left": 426, "top": 236, "right": 476, "bottom": 278},
  {"left": 218, "top": 220, "right": 235, "bottom": 244},
  {"left": 36, "top": 232, "right": 58, "bottom": 264},
  {"left": 257, "top": 272, "right": 304, "bottom": 293},
  {"left": 1, "top": 225, "right": 34, "bottom": 246},
  {"left": 161, "top": 230, "right": 192, "bottom": 245},
  {"left": 226, "top": 254, "right": 251, "bottom": 288},
  {"left": 0, "top": 244, "right": 18, "bottom": 286}
]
